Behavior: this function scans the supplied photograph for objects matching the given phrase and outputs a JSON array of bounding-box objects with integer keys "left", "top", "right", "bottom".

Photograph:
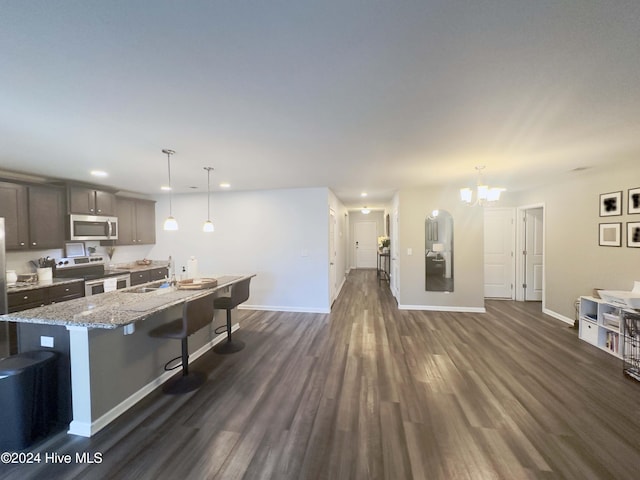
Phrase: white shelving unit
[{"left": 579, "top": 296, "right": 623, "bottom": 358}]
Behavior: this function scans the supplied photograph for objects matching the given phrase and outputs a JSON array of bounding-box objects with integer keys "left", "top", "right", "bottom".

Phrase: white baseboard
[
  {"left": 543, "top": 307, "right": 574, "bottom": 325},
  {"left": 398, "top": 304, "right": 486, "bottom": 313},
  {"left": 68, "top": 324, "right": 239, "bottom": 438},
  {"left": 239, "top": 304, "right": 330, "bottom": 314}
]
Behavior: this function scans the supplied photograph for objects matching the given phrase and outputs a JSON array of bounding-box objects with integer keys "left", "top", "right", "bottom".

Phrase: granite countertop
[
  {"left": 7, "top": 277, "right": 85, "bottom": 293},
  {"left": 1, "top": 274, "right": 252, "bottom": 329}
]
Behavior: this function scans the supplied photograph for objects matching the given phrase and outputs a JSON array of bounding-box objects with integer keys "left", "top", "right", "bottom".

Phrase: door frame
[
  {"left": 515, "top": 203, "right": 545, "bottom": 306},
  {"left": 329, "top": 208, "right": 337, "bottom": 305}
]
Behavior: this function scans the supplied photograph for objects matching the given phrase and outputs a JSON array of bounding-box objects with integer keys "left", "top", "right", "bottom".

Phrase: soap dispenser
[{"left": 187, "top": 256, "right": 199, "bottom": 279}]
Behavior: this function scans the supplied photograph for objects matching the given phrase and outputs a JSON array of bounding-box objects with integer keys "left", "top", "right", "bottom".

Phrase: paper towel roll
[{"left": 104, "top": 277, "right": 118, "bottom": 292}]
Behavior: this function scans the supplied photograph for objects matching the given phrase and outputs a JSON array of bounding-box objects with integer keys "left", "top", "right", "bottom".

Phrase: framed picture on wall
[
  {"left": 600, "top": 191, "right": 622, "bottom": 216},
  {"left": 628, "top": 187, "right": 640, "bottom": 214},
  {"left": 599, "top": 223, "right": 621, "bottom": 247},
  {"left": 628, "top": 222, "right": 640, "bottom": 248}
]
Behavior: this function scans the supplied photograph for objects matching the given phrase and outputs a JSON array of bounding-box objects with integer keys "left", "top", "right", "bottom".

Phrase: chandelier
[{"left": 460, "top": 166, "right": 505, "bottom": 206}]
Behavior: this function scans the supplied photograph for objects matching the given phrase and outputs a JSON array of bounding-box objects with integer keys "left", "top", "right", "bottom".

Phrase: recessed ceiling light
[
  {"left": 361, "top": 192, "right": 368, "bottom": 197},
  {"left": 219, "top": 183, "right": 231, "bottom": 188},
  {"left": 161, "top": 186, "right": 172, "bottom": 191},
  {"left": 91, "top": 170, "right": 108, "bottom": 177}
]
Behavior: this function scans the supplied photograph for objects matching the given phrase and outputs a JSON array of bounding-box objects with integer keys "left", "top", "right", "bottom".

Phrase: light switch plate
[{"left": 407, "top": 248, "right": 413, "bottom": 256}]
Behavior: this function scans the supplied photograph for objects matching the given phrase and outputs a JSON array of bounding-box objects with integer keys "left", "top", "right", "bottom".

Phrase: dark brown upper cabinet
[
  {"left": 115, "top": 197, "right": 156, "bottom": 245},
  {"left": 28, "top": 185, "right": 66, "bottom": 249},
  {"left": 68, "top": 186, "right": 117, "bottom": 216},
  {"left": 0, "top": 181, "right": 29, "bottom": 249},
  {"left": 0, "top": 181, "right": 65, "bottom": 250}
]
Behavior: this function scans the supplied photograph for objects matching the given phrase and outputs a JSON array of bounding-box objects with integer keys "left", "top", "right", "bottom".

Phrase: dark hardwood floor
[{"left": 2, "top": 269, "right": 640, "bottom": 479}]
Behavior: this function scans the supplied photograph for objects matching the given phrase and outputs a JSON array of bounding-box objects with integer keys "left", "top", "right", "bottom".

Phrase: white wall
[{"left": 149, "top": 187, "right": 331, "bottom": 313}]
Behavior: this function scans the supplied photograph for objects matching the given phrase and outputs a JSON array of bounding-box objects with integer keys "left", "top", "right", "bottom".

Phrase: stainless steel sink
[
  {"left": 123, "top": 281, "right": 169, "bottom": 293},
  {"left": 125, "top": 287, "right": 159, "bottom": 293}
]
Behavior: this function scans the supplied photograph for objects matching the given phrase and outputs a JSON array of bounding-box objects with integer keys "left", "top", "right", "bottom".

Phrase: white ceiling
[{"left": 1, "top": 1, "right": 639, "bottom": 208}]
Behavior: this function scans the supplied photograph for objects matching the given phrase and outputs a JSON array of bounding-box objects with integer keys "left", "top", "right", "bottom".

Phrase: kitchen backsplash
[{"left": 5, "top": 242, "right": 155, "bottom": 273}]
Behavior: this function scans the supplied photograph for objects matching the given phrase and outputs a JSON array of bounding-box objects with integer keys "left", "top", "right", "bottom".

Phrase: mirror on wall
[{"left": 425, "top": 209, "right": 454, "bottom": 292}]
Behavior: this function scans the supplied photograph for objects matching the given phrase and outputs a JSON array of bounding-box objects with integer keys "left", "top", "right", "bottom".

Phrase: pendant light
[
  {"left": 162, "top": 149, "right": 178, "bottom": 231},
  {"left": 202, "top": 167, "right": 215, "bottom": 232},
  {"left": 460, "top": 165, "right": 505, "bottom": 206}
]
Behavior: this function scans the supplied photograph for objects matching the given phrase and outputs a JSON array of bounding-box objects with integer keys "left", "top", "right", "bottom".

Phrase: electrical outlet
[{"left": 40, "top": 336, "right": 54, "bottom": 348}]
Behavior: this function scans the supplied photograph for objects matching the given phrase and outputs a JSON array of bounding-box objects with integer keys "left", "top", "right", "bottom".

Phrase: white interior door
[
  {"left": 524, "top": 208, "right": 543, "bottom": 301},
  {"left": 329, "top": 209, "right": 337, "bottom": 303},
  {"left": 484, "top": 208, "right": 515, "bottom": 298},
  {"left": 355, "top": 221, "right": 378, "bottom": 269}
]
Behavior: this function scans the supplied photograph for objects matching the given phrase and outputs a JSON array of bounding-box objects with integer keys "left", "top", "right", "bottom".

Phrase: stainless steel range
[{"left": 55, "top": 255, "right": 130, "bottom": 296}]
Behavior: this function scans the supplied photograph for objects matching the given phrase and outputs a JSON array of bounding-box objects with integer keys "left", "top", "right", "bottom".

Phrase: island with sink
[{"left": 0, "top": 274, "right": 254, "bottom": 438}]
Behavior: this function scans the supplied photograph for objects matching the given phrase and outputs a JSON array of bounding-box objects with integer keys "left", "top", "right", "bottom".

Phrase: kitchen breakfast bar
[{"left": 0, "top": 274, "right": 254, "bottom": 438}]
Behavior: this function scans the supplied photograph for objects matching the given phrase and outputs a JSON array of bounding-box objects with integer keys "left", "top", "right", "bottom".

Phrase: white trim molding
[
  {"left": 543, "top": 308, "right": 574, "bottom": 326},
  {"left": 398, "top": 304, "right": 486, "bottom": 313},
  {"left": 240, "top": 304, "right": 330, "bottom": 314}
]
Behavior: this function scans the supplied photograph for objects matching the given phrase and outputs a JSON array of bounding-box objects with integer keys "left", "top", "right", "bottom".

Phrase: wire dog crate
[{"left": 622, "top": 311, "right": 640, "bottom": 381}]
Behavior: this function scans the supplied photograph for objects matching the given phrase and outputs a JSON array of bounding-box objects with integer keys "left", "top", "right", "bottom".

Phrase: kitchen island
[{"left": 0, "top": 274, "right": 254, "bottom": 438}]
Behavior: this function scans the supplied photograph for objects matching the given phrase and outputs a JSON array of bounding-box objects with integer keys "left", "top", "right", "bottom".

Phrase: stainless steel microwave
[{"left": 68, "top": 214, "right": 118, "bottom": 241}]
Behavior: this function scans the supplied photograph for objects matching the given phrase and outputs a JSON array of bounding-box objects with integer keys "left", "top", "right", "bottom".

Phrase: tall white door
[
  {"left": 524, "top": 208, "right": 544, "bottom": 301},
  {"left": 484, "top": 208, "right": 515, "bottom": 298},
  {"left": 355, "top": 221, "right": 378, "bottom": 269},
  {"left": 329, "top": 209, "right": 337, "bottom": 304}
]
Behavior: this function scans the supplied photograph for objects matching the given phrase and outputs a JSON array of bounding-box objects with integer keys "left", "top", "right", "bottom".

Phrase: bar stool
[
  {"left": 213, "top": 277, "right": 251, "bottom": 354},
  {"left": 149, "top": 292, "right": 215, "bottom": 394}
]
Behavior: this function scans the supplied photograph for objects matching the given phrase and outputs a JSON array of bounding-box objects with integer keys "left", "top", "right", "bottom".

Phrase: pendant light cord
[
  {"left": 207, "top": 167, "right": 211, "bottom": 220},
  {"left": 162, "top": 149, "right": 175, "bottom": 215}
]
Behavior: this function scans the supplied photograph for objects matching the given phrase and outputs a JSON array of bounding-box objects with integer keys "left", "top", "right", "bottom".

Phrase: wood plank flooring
[{"left": 2, "top": 269, "right": 640, "bottom": 479}]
